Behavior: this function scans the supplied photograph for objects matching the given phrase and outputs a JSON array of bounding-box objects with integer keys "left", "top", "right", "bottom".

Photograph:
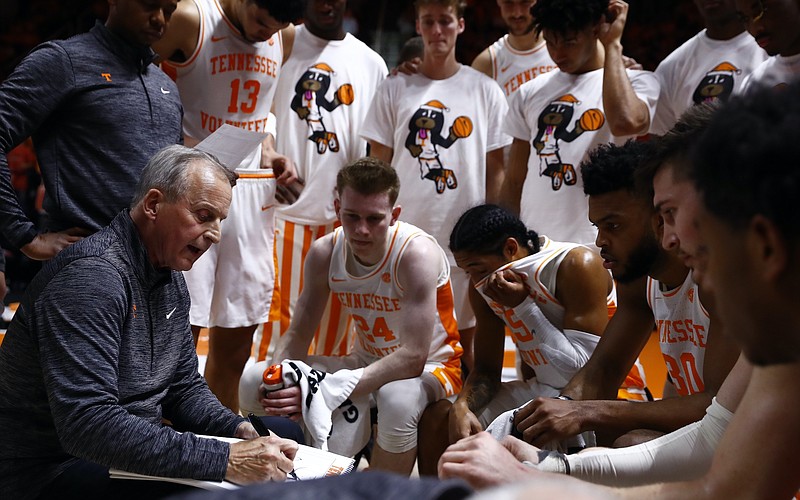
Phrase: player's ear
[
  {"left": 749, "top": 214, "right": 789, "bottom": 282},
  {"left": 334, "top": 196, "right": 341, "bottom": 218},
  {"left": 142, "top": 189, "right": 164, "bottom": 220},
  {"left": 391, "top": 205, "right": 401, "bottom": 225},
  {"left": 503, "top": 237, "right": 519, "bottom": 260},
  {"left": 457, "top": 17, "right": 465, "bottom": 35}
]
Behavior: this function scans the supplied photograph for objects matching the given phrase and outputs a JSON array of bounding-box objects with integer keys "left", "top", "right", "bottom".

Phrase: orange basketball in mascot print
[{"left": 578, "top": 108, "right": 605, "bottom": 131}]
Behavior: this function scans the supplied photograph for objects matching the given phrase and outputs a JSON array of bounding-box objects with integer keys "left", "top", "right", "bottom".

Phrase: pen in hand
[
  {"left": 247, "top": 413, "right": 299, "bottom": 481},
  {"left": 248, "top": 413, "right": 272, "bottom": 437}
]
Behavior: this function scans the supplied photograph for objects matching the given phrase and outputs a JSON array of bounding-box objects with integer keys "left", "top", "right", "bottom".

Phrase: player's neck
[
  {"left": 650, "top": 253, "right": 690, "bottom": 291},
  {"left": 507, "top": 31, "right": 544, "bottom": 52},
  {"left": 305, "top": 23, "right": 346, "bottom": 41},
  {"left": 220, "top": 0, "right": 244, "bottom": 37},
  {"left": 704, "top": 20, "right": 745, "bottom": 41},
  {"left": 419, "top": 52, "right": 460, "bottom": 80},
  {"left": 572, "top": 41, "right": 604, "bottom": 75}
]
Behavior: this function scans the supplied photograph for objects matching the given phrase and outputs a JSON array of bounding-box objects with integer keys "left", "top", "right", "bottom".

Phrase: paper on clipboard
[{"left": 194, "top": 124, "right": 268, "bottom": 171}]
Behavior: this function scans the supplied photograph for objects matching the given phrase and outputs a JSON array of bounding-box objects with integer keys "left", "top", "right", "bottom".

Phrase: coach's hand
[{"left": 22, "top": 228, "right": 88, "bottom": 260}]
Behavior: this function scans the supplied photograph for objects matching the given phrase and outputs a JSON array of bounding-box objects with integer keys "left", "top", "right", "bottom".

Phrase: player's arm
[
  {"left": 368, "top": 140, "right": 394, "bottom": 164},
  {"left": 273, "top": 235, "right": 335, "bottom": 362},
  {"left": 450, "top": 287, "right": 507, "bottom": 441},
  {"left": 485, "top": 147, "right": 505, "bottom": 204},
  {"left": 349, "top": 235, "right": 441, "bottom": 399},
  {"left": 471, "top": 47, "right": 494, "bottom": 79},
  {"left": 498, "top": 138, "right": 530, "bottom": 216},
  {"left": 558, "top": 247, "right": 613, "bottom": 336},
  {"left": 598, "top": 0, "right": 650, "bottom": 136},
  {"left": 152, "top": 0, "right": 199, "bottom": 63},
  {"left": 563, "top": 276, "right": 653, "bottom": 400}
]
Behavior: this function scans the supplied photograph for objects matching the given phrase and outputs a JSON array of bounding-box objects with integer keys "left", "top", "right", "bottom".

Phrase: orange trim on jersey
[
  {"left": 434, "top": 281, "right": 463, "bottom": 395},
  {"left": 489, "top": 45, "right": 499, "bottom": 81},
  {"left": 161, "top": 61, "right": 178, "bottom": 81},
  {"left": 214, "top": 0, "right": 241, "bottom": 38},
  {"left": 237, "top": 171, "right": 276, "bottom": 179},
  {"left": 164, "top": 0, "right": 205, "bottom": 69},
  {"left": 503, "top": 37, "right": 548, "bottom": 57},
  {"left": 391, "top": 230, "right": 427, "bottom": 293}
]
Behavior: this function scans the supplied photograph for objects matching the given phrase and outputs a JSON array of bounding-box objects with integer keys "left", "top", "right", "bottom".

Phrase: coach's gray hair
[{"left": 130, "top": 145, "right": 236, "bottom": 208}]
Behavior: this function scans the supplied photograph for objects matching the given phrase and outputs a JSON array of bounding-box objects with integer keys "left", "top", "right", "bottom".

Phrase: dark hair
[
  {"left": 691, "top": 82, "right": 800, "bottom": 237},
  {"left": 581, "top": 139, "right": 655, "bottom": 198},
  {"left": 336, "top": 157, "right": 401, "bottom": 204},
  {"left": 414, "top": 0, "right": 467, "bottom": 18},
  {"left": 532, "top": 0, "right": 608, "bottom": 36},
  {"left": 253, "top": 0, "right": 306, "bottom": 23},
  {"left": 398, "top": 36, "right": 425, "bottom": 65},
  {"left": 449, "top": 204, "right": 540, "bottom": 256},
  {"left": 636, "top": 102, "right": 720, "bottom": 195}
]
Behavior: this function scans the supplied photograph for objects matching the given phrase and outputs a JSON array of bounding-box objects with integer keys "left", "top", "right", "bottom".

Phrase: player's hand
[
  {"left": 21, "top": 228, "right": 89, "bottom": 260},
  {"left": 449, "top": 401, "right": 484, "bottom": 443},
  {"left": 261, "top": 149, "right": 299, "bottom": 185},
  {"left": 514, "top": 397, "right": 585, "bottom": 447},
  {"left": 226, "top": 436, "right": 297, "bottom": 484},
  {"left": 275, "top": 178, "right": 305, "bottom": 205},
  {"left": 261, "top": 385, "right": 303, "bottom": 422},
  {"left": 621, "top": 54, "right": 643, "bottom": 70},
  {"left": 390, "top": 56, "right": 421, "bottom": 77},
  {"left": 438, "top": 432, "right": 535, "bottom": 489},
  {"left": 483, "top": 269, "right": 529, "bottom": 308},
  {"left": 598, "top": 0, "right": 628, "bottom": 48}
]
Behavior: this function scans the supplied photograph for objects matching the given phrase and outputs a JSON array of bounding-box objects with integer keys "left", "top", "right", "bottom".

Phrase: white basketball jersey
[
  {"left": 163, "top": 0, "right": 282, "bottom": 169},
  {"left": 475, "top": 237, "right": 612, "bottom": 388},
  {"left": 647, "top": 272, "right": 709, "bottom": 396},
  {"left": 488, "top": 35, "right": 557, "bottom": 97},
  {"left": 328, "top": 222, "right": 461, "bottom": 368}
]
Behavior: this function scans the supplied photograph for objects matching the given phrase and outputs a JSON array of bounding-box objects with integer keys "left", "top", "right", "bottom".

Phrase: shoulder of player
[
  {"left": 153, "top": 0, "right": 200, "bottom": 61},
  {"left": 396, "top": 233, "right": 443, "bottom": 282},
  {"left": 556, "top": 246, "right": 609, "bottom": 293},
  {"left": 471, "top": 46, "right": 494, "bottom": 78},
  {"left": 306, "top": 231, "right": 336, "bottom": 267}
]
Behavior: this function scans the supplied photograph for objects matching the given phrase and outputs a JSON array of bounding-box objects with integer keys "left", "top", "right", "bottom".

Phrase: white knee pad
[{"left": 374, "top": 374, "right": 443, "bottom": 453}]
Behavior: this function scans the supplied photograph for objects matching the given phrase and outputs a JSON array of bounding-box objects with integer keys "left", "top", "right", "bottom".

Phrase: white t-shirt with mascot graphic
[
  {"left": 651, "top": 29, "right": 766, "bottom": 135},
  {"left": 505, "top": 68, "right": 659, "bottom": 247},
  {"left": 361, "top": 65, "right": 511, "bottom": 264}
]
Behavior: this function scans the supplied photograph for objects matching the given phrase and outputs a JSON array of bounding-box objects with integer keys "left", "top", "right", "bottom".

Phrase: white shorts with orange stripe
[
  {"left": 184, "top": 170, "right": 276, "bottom": 328},
  {"left": 256, "top": 217, "right": 353, "bottom": 362},
  {"left": 311, "top": 352, "right": 455, "bottom": 453}
]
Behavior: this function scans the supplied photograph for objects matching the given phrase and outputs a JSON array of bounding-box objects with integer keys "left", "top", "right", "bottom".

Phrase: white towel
[
  {"left": 280, "top": 360, "right": 371, "bottom": 458},
  {"left": 238, "top": 359, "right": 370, "bottom": 457},
  {"left": 486, "top": 405, "right": 596, "bottom": 453}
]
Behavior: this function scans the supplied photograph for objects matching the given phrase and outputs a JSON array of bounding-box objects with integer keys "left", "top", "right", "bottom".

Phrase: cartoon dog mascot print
[
  {"left": 291, "top": 62, "right": 355, "bottom": 154},
  {"left": 532, "top": 94, "right": 604, "bottom": 191},
  {"left": 692, "top": 62, "right": 739, "bottom": 105},
  {"left": 405, "top": 100, "right": 472, "bottom": 194}
]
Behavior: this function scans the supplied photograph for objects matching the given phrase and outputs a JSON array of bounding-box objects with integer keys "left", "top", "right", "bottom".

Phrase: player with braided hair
[{"left": 417, "top": 203, "right": 623, "bottom": 473}]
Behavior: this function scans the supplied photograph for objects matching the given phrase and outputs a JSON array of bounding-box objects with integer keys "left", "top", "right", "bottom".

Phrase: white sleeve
[
  {"left": 503, "top": 84, "right": 533, "bottom": 140},
  {"left": 511, "top": 296, "right": 594, "bottom": 377},
  {"left": 628, "top": 69, "right": 661, "bottom": 127},
  {"left": 540, "top": 397, "right": 733, "bottom": 486},
  {"left": 485, "top": 82, "right": 512, "bottom": 151},
  {"left": 359, "top": 79, "right": 396, "bottom": 147}
]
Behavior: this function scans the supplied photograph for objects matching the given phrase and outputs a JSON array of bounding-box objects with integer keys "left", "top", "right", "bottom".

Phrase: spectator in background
[{"left": 0, "top": 0, "right": 183, "bottom": 261}]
